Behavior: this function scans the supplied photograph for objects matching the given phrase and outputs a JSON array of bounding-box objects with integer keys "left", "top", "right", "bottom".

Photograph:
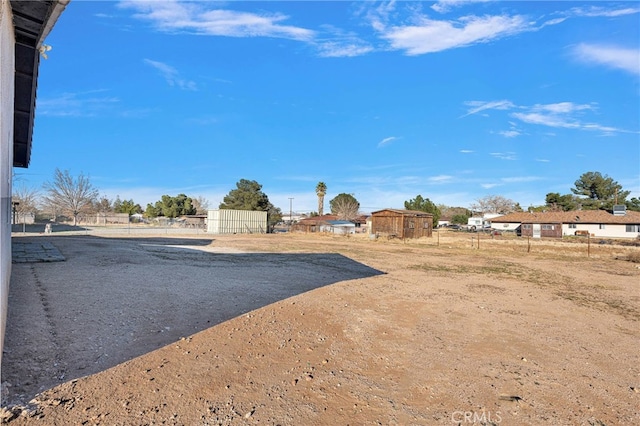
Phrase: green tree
[
  {"left": 266, "top": 204, "right": 283, "bottom": 232},
  {"left": 146, "top": 194, "right": 196, "bottom": 218},
  {"left": 571, "top": 171, "right": 630, "bottom": 210},
  {"left": 42, "top": 168, "right": 99, "bottom": 226},
  {"left": 329, "top": 193, "right": 360, "bottom": 221},
  {"left": 219, "top": 179, "right": 281, "bottom": 232},
  {"left": 627, "top": 197, "right": 640, "bottom": 212},
  {"left": 315, "top": 182, "right": 327, "bottom": 216},
  {"left": 545, "top": 192, "right": 580, "bottom": 211},
  {"left": 113, "top": 196, "right": 143, "bottom": 215},
  {"left": 404, "top": 195, "right": 440, "bottom": 227},
  {"left": 451, "top": 213, "right": 471, "bottom": 225},
  {"left": 220, "top": 179, "right": 270, "bottom": 211}
]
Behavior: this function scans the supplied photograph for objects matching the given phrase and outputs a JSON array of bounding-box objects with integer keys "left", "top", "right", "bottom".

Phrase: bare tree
[
  {"left": 43, "top": 169, "right": 99, "bottom": 226},
  {"left": 470, "top": 195, "right": 517, "bottom": 215},
  {"left": 11, "top": 184, "right": 40, "bottom": 223},
  {"left": 192, "top": 196, "right": 210, "bottom": 215},
  {"left": 330, "top": 193, "right": 360, "bottom": 221}
]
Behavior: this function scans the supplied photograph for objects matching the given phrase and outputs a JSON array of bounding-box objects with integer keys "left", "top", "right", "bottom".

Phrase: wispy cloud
[
  {"left": 431, "top": 0, "right": 493, "bottom": 14},
  {"left": 144, "top": 59, "right": 197, "bottom": 90},
  {"left": 568, "top": 6, "right": 640, "bottom": 18},
  {"left": 378, "top": 136, "right": 399, "bottom": 147},
  {"left": 464, "top": 100, "right": 633, "bottom": 135},
  {"left": 461, "top": 100, "right": 515, "bottom": 117},
  {"left": 460, "top": 149, "right": 474, "bottom": 153},
  {"left": 571, "top": 43, "right": 640, "bottom": 75},
  {"left": 315, "top": 25, "right": 374, "bottom": 58},
  {"left": 498, "top": 130, "right": 520, "bottom": 138},
  {"left": 511, "top": 102, "right": 603, "bottom": 131},
  {"left": 481, "top": 183, "right": 501, "bottom": 189},
  {"left": 120, "top": 1, "right": 314, "bottom": 41},
  {"left": 490, "top": 152, "right": 517, "bottom": 160},
  {"left": 500, "top": 176, "right": 542, "bottom": 183},
  {"left": 511, "top": 112, "right": 580, "bottom": 129},
  {"left": 38, "top": 90, "right": 119, "bottom": 117},
  {"left": 380, "top": 14, "right": 531, "bottom": 55},
  {"left": 428, "top": 175, "right": 454, "bottom": 183}
]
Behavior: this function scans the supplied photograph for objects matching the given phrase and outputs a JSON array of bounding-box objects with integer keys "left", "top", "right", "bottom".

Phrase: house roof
[
  {"left": 491, "top": 210, "right": 640, "bottom": 225},
  {"left": 295, "top": 214, "right": 338, "bottom": 225},
  {"left": 371, "top": 208, "right": 433, "bottom": 217},
  {"left": 11, "top": 0, "right": 69, "bottom": 167},
  {"left": 326, "top": 220, "right": 355, "bottom": 226}
]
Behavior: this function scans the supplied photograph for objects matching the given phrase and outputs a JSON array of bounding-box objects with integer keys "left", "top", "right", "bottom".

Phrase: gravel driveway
[{"left": 2, "top": 234, "right": 383, "bottom": 406}]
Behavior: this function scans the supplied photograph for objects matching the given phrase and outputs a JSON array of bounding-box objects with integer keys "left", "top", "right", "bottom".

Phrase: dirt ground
[{"left": 1, "top": 230, "right": 639, "bottom": 425}]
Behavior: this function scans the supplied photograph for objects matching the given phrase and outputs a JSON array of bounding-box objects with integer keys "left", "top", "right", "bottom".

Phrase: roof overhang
[{"left": 10, "top": 0, "right": 69, "bottom": 168}]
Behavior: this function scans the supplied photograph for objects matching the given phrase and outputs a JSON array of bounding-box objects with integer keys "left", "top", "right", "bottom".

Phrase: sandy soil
[{"left": 2, "top": 230, "right": 639, "bottom": 425}]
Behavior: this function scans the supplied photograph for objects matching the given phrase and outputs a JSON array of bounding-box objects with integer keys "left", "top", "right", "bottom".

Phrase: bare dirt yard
[{"left": 2, "top": 230, "right": 639, "bottom": 425}]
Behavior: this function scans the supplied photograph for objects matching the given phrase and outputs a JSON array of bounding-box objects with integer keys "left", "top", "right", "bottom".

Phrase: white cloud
[
  {"left": 532, "top": 102, "right": 595, "bottom": 114},
  {"left": 120, "top": 1, "right": 315, "bottom": 41},
  {"left": 144, "top": 59, "right": 197, "bottom": 90},
  {"left": 481, "top": 183, "right": 500, "bottom": 189},
  {"left": 569, "top": 6, "right": 640, "bottom": 18},
  {"left": 511, "top": 112, "right": 580, "bottom": 129},
  {"left": 490, "top": 152, "right": 517, "bottom": 160},
  {"left": 500, "top": 176, "right": 541, "bottom": 183},
  {"left": 316, "top": 41, "right": 374, "bottom": 58},
  {"left": 460, "top": 149, "right": 474, "bottom": 153},
  {"left": 378, "top": 136, "right": 399, "bottom": 147},
  {"left": 572, "top": 43, "right": 640, "bottom": 76},
  {"left": 428, "top": 175, "right": 453, "bottom": 182},
  {"left": 381, "top": 14, "right": 532, "bottom": 55},
  {"left": 498, "top": 130, "right": 520, "bottom": 138},
  {"left": 463, "top": 100, "right": 629, "bottom": 135},
  {"left": 38, "top": 90, "right": 120, "bottom": 117},
  {"left": 431, "top": 0, "right": 493, "bottom": 14},
  {"left": 462, "top": 100, "right": 515, "bottom": 117}
]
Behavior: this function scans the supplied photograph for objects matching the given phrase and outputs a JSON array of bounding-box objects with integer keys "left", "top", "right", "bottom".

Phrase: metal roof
[
  {"left": 371, "top": 208, "right": 433, "bottom": 217},
  {"left": 10, "top": 0, "right": 69, "bottom": 167}
]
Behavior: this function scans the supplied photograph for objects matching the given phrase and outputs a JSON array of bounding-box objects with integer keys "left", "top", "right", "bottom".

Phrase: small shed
[
  {"left": 320, "top": 220, "right": 356, "bottom": 235},
  {"left": 207, "top": 209, "right": 267, "bottom": 234},
  {"left": 371, "top": 209, "right": 433, "bottom": 239},
  {"left": 291, "top": 215, "right": 338, "bottom": 233},
  {"left": 520, "top": 221, "right": 563, "bottom": 239}
]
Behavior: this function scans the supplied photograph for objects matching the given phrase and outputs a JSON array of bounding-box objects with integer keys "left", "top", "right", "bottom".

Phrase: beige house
[{"left": 491, "top": 209, "right": 640, "bottom": 239}]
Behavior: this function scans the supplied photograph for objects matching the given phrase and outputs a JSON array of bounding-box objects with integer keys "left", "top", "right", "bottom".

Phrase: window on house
[
  {"left": 599, "top": 224, "right": 605, "bottom": 229},
  {"left": 568, "top": 223, "right": 577, "bottom": 229},
  {"left": 423, "top": 222, "right": 429, "bottom": 229},
  {"left": 523, "top": 224, "right": 531, "bottom": 230},
  {"left": 626, "top": 225, "right": 639, "bottom": 232},
  {"left": 542, "top": 225, "right": 554, "bottom": 230},
  {"left": 409, "top": 222, "right": 415, "bottom": 229}
]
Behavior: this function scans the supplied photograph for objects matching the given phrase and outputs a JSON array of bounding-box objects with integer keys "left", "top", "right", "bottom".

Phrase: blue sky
[{"left": 17, "top": 0, "right": 640, "bottom": 214}]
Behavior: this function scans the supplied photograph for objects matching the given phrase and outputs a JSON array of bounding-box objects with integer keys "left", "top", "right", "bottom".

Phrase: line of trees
[
  {"left": 13, "top": 169, "right": 637, "bottom": 228},
  {"left": 11, "top": 168, "right": 211, "bottom": 225}
]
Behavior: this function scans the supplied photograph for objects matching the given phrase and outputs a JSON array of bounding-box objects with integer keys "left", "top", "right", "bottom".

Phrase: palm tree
[{"left": 315, "top": 182, "right": 327, "bottom": 216}]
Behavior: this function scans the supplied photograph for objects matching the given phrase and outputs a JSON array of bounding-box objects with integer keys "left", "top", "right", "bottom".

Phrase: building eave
[{"left": 11, "top": 0, "right": 69, "bottom": 168}]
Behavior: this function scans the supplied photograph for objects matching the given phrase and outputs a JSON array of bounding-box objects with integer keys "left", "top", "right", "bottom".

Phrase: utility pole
[{"left": 288, "top": 198, "right": 294, "bottom": 225}]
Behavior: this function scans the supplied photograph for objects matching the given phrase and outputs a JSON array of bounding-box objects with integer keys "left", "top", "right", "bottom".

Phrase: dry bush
[{"left": 624, "top": 251, "right": 640, "bottom": 263}]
